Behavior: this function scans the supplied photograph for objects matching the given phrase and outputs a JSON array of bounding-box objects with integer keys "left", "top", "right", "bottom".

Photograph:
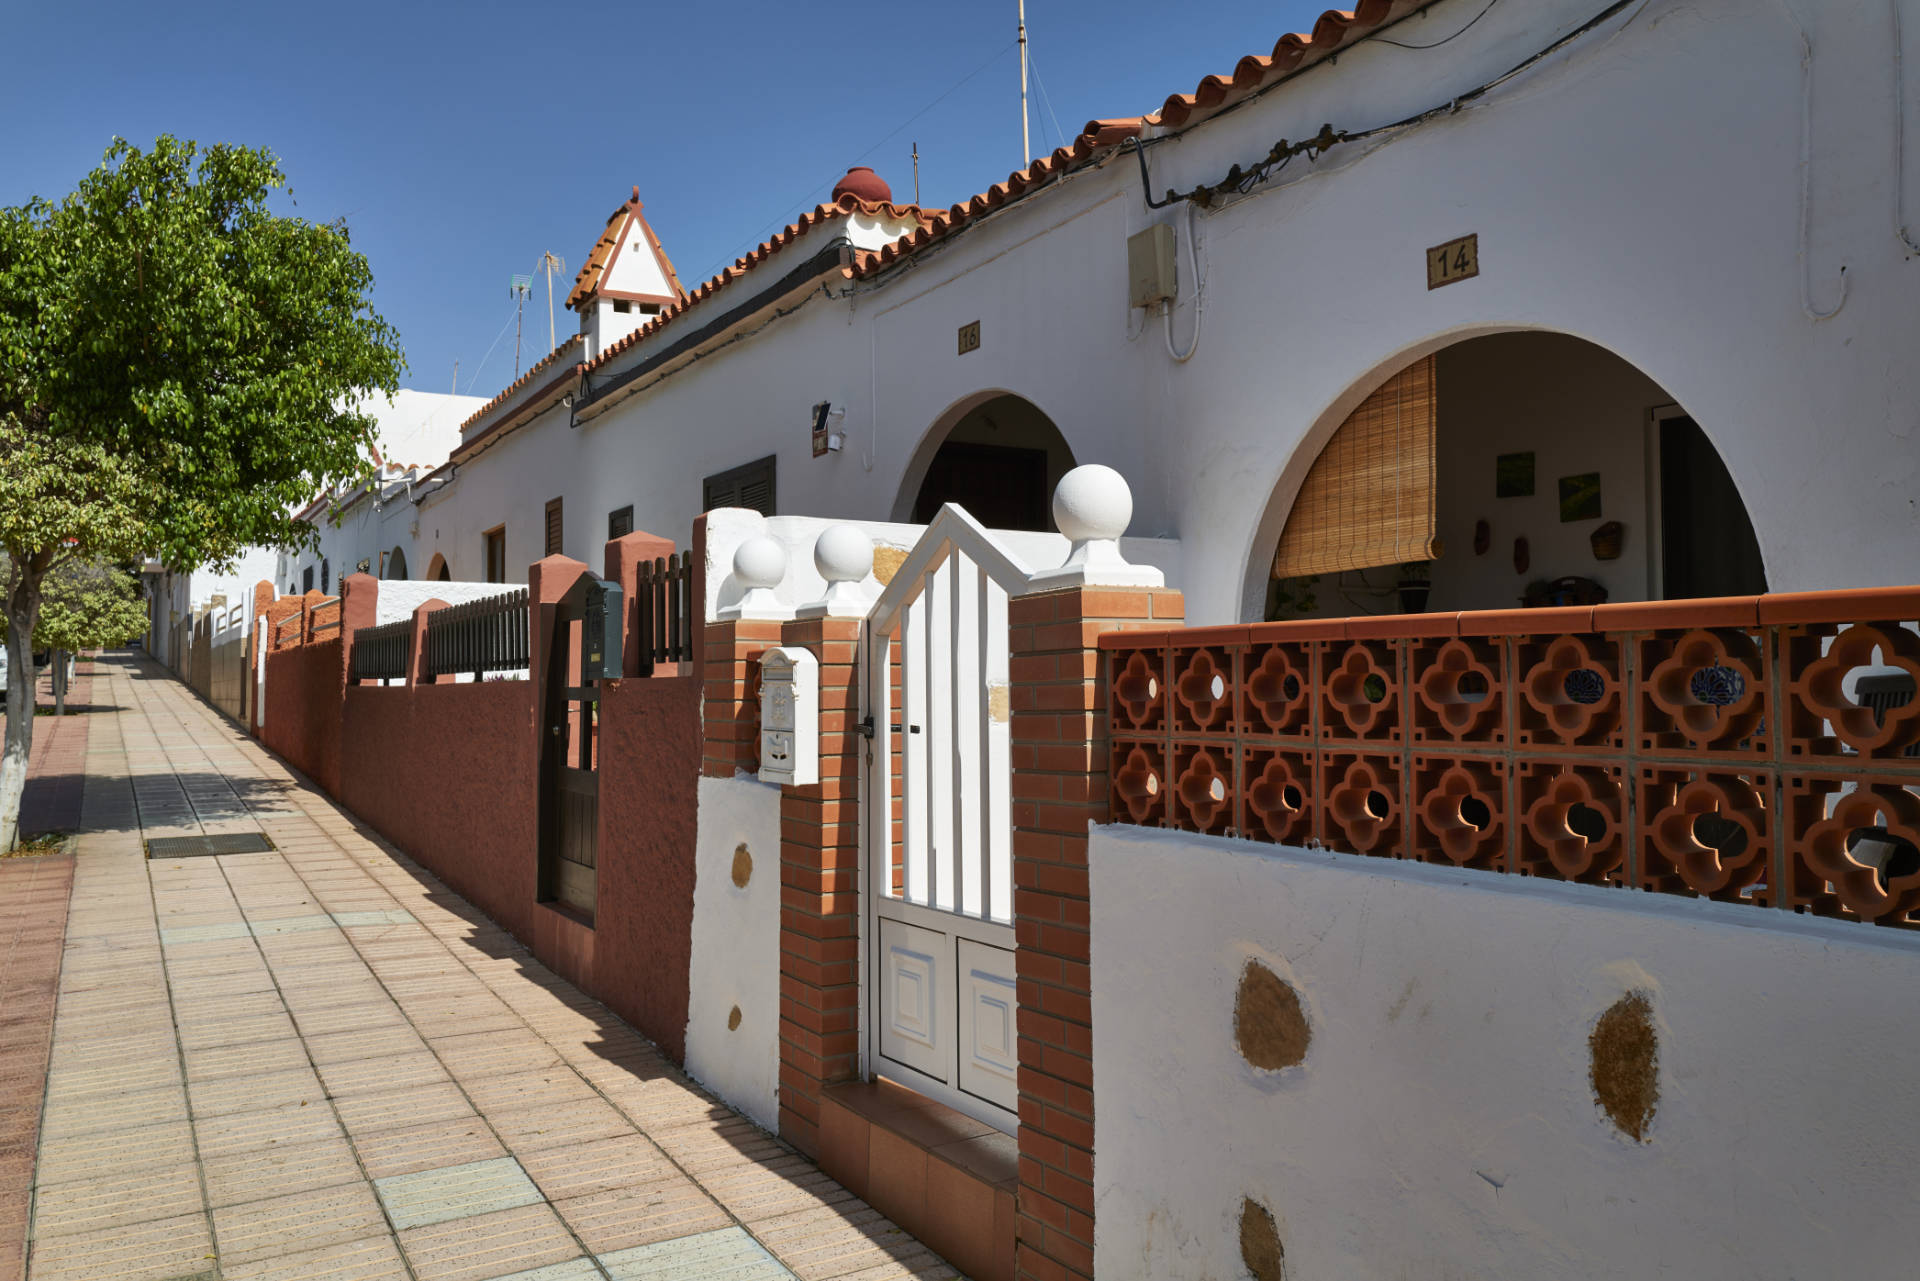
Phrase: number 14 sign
[{"left": 1426, "top": 234, "right": 1479, "bottom": 290}]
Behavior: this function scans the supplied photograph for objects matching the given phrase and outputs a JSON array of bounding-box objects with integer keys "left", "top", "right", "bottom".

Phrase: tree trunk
[
  {"left": 53, "top": 649, "right": 67, "bottom": 717},
  {"left": 1, "top": 580, "right": 41, "bottom": 852}
]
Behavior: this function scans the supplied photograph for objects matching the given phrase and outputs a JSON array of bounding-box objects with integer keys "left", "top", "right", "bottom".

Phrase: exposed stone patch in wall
[
  {"left": 731, "top": 843, "right": 753, "bottom": 887},
  {"left": 870, "top": 545, "right": 909, "bottom": 585},
  {"left": 1239, "top": 1197, "right": 1285, "bottom": 1281},
  {"left": 1590, "top": 990, "right": 1658, "bottom": 1141},
  {"left": 1235, "top": 960, "right": 1310, "bottom": 1070}
]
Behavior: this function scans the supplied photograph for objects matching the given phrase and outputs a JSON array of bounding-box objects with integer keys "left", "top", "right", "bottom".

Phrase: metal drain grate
[{"left": 145, "top": 832, "right": 276, "bottom": 859}]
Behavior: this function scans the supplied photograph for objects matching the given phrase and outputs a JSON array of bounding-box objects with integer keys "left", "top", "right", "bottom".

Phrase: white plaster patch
[
  {"left": 1090, "top": 824, "right": 1920, "bottom": 1279},
  {"left": 683, "top": 774, "right": 783, "bottom": 1133},
  {"left": 374, "top": 580, "right": 521, "bottom": 626}
]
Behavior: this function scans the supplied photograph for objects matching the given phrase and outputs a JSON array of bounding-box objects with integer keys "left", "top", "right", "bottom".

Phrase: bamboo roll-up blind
[{"left": 1272, "top": 354, "right": 1439, "bottom": 579}]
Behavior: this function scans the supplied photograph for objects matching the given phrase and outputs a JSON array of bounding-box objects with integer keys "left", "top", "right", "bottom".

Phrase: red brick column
[
  {"left": 701, "top": 620, "right": 782, "bottom": 778},
  {"left": 605, "top": 529, "right": 680, "bottom": 678},
  {"left": 406, "top": 599, "right": 448, "bottom": 685},
  {"left": 338, "top": 572, "right": 378, "bottom": 689},
  {"left": 774, "top": 616, "right": 862, "bottom": 1156},
  {"left": 1009, "top": 585, "right": 1184, "bottom": 1281}
]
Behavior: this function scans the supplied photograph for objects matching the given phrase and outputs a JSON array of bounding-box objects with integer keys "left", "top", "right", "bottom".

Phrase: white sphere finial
[
  {"left": 1030, "top": 463, "right": 1164, "bottom": 589},
  {"left": 800, "top": 525, "right": 876, "bottom": 619},
  {"left": 723, "top": 534, "right": 792, "bottom": 620},
  {"left": 1052, "top": 464, "right": 1133, "bottom": 543}
]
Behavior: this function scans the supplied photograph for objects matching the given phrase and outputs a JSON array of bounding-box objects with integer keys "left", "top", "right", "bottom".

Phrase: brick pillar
[
  {"left": 1009, "top": 585, "right": 1184, "bottom": 1281},
  {"left": 774, "top": 616, "right": 862, "bottom": 1156},
  {"left": 406, "top": 600, "right": 448, "bottom": 686},
  {"left": 338, "top": 573, "right": 378, "bottom": 689},
  {"left": 605, "top": 529, "right": 679, "bottom": 678},
  {"left": 701, "top": 620, "right": 782, "bottom": 778}
]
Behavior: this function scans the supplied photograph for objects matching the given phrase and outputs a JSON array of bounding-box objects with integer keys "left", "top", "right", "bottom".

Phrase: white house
[{"left": 283, "top": 0, "right": 1919, "bottom": 631}]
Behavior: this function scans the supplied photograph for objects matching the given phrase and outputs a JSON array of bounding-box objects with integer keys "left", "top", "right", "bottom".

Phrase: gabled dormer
[{"left": 568, "top": 186, "right": 687, "bottom": 360}]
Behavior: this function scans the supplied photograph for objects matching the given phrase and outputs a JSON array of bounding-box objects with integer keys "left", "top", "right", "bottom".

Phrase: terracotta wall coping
[{"left": 1097, "top": 587, "right": 1920, "bottom": 649}]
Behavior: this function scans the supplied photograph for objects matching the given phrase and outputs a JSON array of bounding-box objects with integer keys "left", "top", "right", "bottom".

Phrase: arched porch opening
[
  {"left": 1258, "top": 331, "right": 1765, "bottom": 619},
  {"left": 384, "top": 546, "right": 409, "bottom": 580},
  {"left": 426, "top": 552, "right": 451, "bottom": 582},
  {"left": 894, "top": 392, "right": 1076, "bottom": 533}
]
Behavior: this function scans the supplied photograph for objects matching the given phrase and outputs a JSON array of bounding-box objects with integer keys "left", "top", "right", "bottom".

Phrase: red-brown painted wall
[
  {"left": 592, "top": 673, "right": 703, "bottom": 1062},
  {"left": 338, "top": 681, "right": 539, "bottom": 941},
  {"left": 261, "top": 637, "right": 344, "bottom": 795}
]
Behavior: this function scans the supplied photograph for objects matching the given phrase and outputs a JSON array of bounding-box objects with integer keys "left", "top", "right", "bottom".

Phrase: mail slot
[
  {"left": 758, "top": 646, "right": 819, "bottom": 786},
  {"left": 582, "top": 578, "right": 623, "bottom": 682}
]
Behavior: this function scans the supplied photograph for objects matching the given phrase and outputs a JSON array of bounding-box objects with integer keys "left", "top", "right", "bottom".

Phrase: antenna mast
[
  {"left": 510, "top": 275, "right": 532, "bottom": 379},
  {"left": 912, "top": 142, "right": 921, "bottom": 205},
  {"left": 1018, "top": 0, "right": 1031, "bottom": 167},
  {"left": 538, "top": 251, "right": 567, "bottom": 351}
]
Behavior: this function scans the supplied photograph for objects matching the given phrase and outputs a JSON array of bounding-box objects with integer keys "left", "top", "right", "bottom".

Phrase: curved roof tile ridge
[
  {"left": 583, "top": 192, "right": 931, "bottom": 374},
  {"left": 456, "top": 334, "right": 583, "bottom": 436},
  {"left": 1149, "top": 1, "right": 1426, "bottom": 128}
]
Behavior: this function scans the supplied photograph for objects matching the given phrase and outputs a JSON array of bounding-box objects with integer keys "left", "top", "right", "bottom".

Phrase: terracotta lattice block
[
  {"left": 1513, "top": 632, "right": 1625, "bottom": 751},
  {"left": 1240, "top": 745, "right": 1316, "bottom": 847},
  {"left": 1320, "top": 639, "right": 1402, "bottom": 743},
  {"left": 1637, "top": 767, "right": 1773, "bottom": 905},
  {"left": 1782, "top": 775, "right": 1920, "bottom": 927},
  {"left": 1110, "top": 739, "right": 1168, "bottom": 827},
  {"left": 1170, "top": 645, "right": 1237, "bottom": 736},
  {"left": 1515, "top": 758, "right": 1628, "bottom": 885},
  {"left": 1321, "top": 751, "right": 1403, "bottom": 857},
  {"left": 1411, "top": 754, "right": 1508, "bottom": 871},
  {"left": 1780, "top": 621, "right": 1920, "bottom": 765},
  {"left": 1107, "top": 646, "right": 1168, "bottom": 735},
  {"left": 1238, "top": 639, "right": 1314, "bottom": 739},
  {"left": 1634, "top": 627, "right": 1771, "bottom": 759},
  {"left": 1170, "top": 741, "right": 1235, "bottom": 835},
  {"left": 1410, "top": 636, "right": 1505, "bottom": 745}
]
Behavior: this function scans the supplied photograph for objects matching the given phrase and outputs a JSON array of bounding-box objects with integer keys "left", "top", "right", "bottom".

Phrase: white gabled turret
[{"left": 567, "top": 186, "right": 687, "bottom": 360}]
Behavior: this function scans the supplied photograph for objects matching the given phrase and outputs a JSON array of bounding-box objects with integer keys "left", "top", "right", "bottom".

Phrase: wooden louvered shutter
[
  {"left": 608, "top": 505, "right": 634, "bottom": 540},
  {"left": 702, "top": 456, "right": 777, "bottom": 516},
  {"left": 544, "top": 497, "right": 564, "bottom": 557},
  {"left": 1273, "top": 355, "right": 1439, "bottom": 578}
]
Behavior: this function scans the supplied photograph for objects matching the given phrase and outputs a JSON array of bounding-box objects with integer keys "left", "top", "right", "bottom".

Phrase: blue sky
[{"left": 1, "top": 1, "right": 1333, "bottom": 403}]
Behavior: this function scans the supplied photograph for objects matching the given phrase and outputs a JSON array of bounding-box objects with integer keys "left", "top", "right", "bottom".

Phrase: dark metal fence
[
  {"left": 426, "top": 589, "right": 530, "bottom": 680},
  {"left": 350, "top": 617, "right": 414, "bottom": 683},
  {"left": 635, "top": 552, "right": 693, "bottom": 675}
]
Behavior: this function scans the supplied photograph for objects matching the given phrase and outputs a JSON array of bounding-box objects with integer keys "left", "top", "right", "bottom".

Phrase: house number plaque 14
[{"left": 1426, "top": 234, "right": 1479, "bottom": 289}]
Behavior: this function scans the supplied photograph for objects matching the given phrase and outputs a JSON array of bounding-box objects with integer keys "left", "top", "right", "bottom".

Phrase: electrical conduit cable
[{"left": 1164, "top": 201, "right": 1203, "bottom": 363}]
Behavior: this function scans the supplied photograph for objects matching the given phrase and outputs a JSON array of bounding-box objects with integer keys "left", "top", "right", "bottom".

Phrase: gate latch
[{"left": 857, "top": 715, "right": 875, "bottom": 740}]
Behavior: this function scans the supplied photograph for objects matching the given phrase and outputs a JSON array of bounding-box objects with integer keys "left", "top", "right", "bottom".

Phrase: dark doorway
[
  {"left": 912, "top": 441, "right": 1050, "bottom": 530},
  {"left": 1658, "top": 414, "right": 1766, "bottom": 599},
  {"left": 539, "top": 579, "right": 604, "bottom": 922}
]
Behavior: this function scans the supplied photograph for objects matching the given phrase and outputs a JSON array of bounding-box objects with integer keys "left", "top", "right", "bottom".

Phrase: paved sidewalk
[
  {"left": 11, "top": 663, "right": 97, "bottom": 839},
  {"left": 18, "top": 653, "right": 958, "bottom": 1281}
]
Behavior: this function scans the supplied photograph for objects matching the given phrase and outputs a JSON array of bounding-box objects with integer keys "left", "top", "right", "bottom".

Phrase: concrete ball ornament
[
  {"left": 1052, "top": 463, "right": 1133, "bottom": 543},
  {"left": 733, "top": 535, "right": 789, "bottom": 590},
  {"left": 813, "top": 524, "right": 874, "bottom": 586}
]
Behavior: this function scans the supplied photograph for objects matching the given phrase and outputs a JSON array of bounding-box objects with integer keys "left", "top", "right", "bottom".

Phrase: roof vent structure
[{"left": 832, "top": 166, "right": 893, "bottom": 204}]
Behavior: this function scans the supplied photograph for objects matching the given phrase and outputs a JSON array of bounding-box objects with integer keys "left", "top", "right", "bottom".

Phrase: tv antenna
[
  {"left": 1018, "top": 0, "right": 1031, "bottom": 167},
  {"left": 537, "top": 251, "right": 568, "bottom": 350},
  {"left": 509, "top": 274, "right": 532, "bottom": 379}
]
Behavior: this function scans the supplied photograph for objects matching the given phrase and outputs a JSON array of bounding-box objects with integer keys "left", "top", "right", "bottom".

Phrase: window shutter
[
  {"left": 702, "top": 456, "right": 777, "bottom": 516},
  {"left": 544, "top": 498, "right": 564, "bottom": 557},
  {"left": 1273, "top": 355, "right": 1439, "bottom": 579},
  {"left": 608, "top": 505, "right": 634, "bottom": 540}
]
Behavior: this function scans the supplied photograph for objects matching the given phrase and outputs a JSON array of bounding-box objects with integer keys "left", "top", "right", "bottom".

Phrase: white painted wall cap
[
  {"left": 799, "top": 524, "right": 876, "bottom": 619},
  {"left": 1030, "top": 464, "right": 1165, "bottom": 589}
]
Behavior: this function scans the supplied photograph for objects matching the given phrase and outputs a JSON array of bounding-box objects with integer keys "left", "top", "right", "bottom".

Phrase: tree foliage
[
  {"left": 1, "top": 556, "right": 151, "bottom": 654},
  {"left": 0, "top": 134, "right": 407, "bottom": 848}
]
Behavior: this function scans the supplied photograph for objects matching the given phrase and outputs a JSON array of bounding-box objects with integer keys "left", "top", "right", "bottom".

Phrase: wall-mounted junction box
[{"left": 1128, "top": 223, "right": 1177, "bottom": 308}]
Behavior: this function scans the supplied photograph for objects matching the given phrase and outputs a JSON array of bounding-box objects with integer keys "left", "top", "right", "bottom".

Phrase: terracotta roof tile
[
  {"left": 1147, "top": 1, "right": 1433, "bottom": 129},
  {"left": 457, "top": 335, "right": 583, "bottom": 437},
  {"left": 567, "top": 187, "right": 688, "bottom": 310},
  {"left": 583, "top": 192, "right": 929, "bottom": 373}
]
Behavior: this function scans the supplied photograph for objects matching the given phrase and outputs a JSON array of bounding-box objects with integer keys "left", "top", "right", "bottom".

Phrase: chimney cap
[{"left": 831, "top": 166, "right": 893, "bottom": 204}]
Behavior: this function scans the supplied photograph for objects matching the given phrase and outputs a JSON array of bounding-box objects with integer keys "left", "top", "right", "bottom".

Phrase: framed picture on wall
[
  {"left": 1496, "top": 451, "right": 1535, "bottom": 498},
  {"left": 1558, "top": 472, "right": 1603, "bottom": 522}
]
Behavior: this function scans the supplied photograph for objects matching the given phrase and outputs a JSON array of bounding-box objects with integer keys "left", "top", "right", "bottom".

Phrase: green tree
[
  {"left": 1, "top": 554, "right": 152, "bottom": 719},
  {"left": 0, "top": 136, "right": 404, "bottom": 850}
]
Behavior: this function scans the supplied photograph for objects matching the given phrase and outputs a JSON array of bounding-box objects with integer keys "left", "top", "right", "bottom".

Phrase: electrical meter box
[
  {"left": 1127, "top": 222, "right": 1177, "bottom": 308},
  {"left": 581, "top": 578, "right": 624, "bottom": 683},
  {"left": 758, "top": 646, "right": 819, "bottom": 787}
]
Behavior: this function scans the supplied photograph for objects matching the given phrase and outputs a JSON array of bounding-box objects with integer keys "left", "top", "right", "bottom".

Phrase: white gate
[{"left": 861, "top": 505, "right": 1034, "bottom": 1132}]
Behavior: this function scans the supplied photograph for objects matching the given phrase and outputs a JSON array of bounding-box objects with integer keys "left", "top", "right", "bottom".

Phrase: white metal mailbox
[{"left": 759, "top": 646, "right": 819, "bottom": 786}]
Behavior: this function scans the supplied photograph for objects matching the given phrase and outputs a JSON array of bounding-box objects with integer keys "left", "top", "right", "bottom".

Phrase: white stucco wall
[
  {"left": 372, "top": 579, "right": 521, "bottom": 626},
  {"left": 1090, "top": 823, "right": 1920, "bottom": 1280},
  {"left": 683, "top": 773, "right": 783, "bottom": 1133}
]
